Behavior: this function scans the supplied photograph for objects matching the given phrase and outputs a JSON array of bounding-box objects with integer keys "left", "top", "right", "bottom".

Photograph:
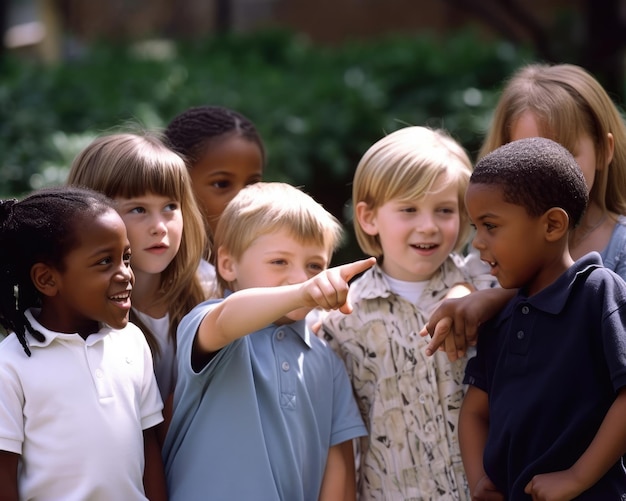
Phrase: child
[
  {"left": 67, "top": 132, "right": 207, "bottom": 412},
  {"left": 162, "top": 182, "right": 374, "bottom": 501},
  {"left": 164, "top": 105, "right": 265, "bottom": 238},
  {"left": 422, "top": 62, "right": 626, "bottom": 358},
  {"left": 0, "top": 186, "right": 166, "bottom": 500},
  {"left": 460, "top": 137, "right": 626, "bottom": 500},
  {"left": 319, "top": 126, "right": 497, "bottom": 500}
]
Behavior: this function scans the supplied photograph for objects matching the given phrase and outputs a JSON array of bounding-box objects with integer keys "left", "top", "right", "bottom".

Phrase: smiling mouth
[
  {"left": 412, "top": 244, "right": 438, "bottom": 250},
  {"left": 110, "top": 291, "right": 131, "bottom": 302}
]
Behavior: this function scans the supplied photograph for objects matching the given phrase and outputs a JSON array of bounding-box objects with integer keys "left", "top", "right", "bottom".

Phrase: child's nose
[
  {"left": 472, "top": 234, "right": 485, "bottom": 250},
  {"left": 288, "top": 267, "right": 309, "bottom": 285},
  {"left": 150, "top": 217, "right": 167, "bottom": 236},
  {"left": 416, "top": 213, "right": 437, "bottom": 233},
  {"left": 117, "top": 263, "right": 134, "bottom": 283}
]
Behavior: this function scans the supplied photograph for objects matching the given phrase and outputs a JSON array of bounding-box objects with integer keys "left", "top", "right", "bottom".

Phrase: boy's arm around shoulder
[{"left": 195, "top": 258, "right": 376, "bottom": 354}]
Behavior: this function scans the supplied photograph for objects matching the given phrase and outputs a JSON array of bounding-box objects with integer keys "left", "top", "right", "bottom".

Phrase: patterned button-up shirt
[{"left": 321, "top": 254, "right": 496, "bottom": 501}]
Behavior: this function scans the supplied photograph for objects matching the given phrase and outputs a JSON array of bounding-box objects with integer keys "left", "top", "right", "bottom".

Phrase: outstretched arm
[
  {"left": 196, "top": 257, "right": 377, "bottom": 354},
  {"left": 0, "top": 451, "right": 18, "bottom": 501},
  {"left": 419, "top": 288, "right": 515, "bottom": 361},
  {"left": 319, "top": 440, "right": 357, "bottom": 501},
  {"left": 525, "top": 388, "right": 626, "bottom": 500}
]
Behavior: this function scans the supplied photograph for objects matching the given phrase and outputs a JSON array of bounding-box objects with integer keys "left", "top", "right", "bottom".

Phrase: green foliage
[{"left": 0, "top": 28, "right": 534, "bottom": 259}]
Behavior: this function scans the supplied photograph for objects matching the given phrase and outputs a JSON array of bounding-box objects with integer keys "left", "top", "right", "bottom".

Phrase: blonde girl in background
[{"left": 67, "top": 132, "right": 207, "bottom": 438}]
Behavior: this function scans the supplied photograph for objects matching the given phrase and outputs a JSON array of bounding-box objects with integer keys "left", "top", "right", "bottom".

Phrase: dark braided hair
[
  {"left": 0, "top": 186, "right": 117, "bottom": 356},
  {"left": 164, "top": 105, "right": 266, "bottom": 168}
]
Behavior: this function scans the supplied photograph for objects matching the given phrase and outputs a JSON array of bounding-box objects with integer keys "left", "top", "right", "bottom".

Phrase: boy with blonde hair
[
  {"left": 321, "top": 126, "right": 497, "bottom": 500},
  {"left": 163, "top": 182, "right": 374, "bottom": 501}
]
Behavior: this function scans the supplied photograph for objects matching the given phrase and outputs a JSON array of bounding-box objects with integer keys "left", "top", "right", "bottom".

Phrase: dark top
[{"left": 464, "top": 252, "right": 626, "bottom": 500}]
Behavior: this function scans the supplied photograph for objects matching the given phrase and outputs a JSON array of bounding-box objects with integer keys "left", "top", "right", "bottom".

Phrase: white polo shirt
[{"left": 0, "top": 309, "right": 163, "bottom": 500}]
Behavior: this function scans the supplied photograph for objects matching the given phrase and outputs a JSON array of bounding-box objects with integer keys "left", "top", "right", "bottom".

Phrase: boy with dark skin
[{"left": 459, "top": 137, "right": 626, "bottom": 500}]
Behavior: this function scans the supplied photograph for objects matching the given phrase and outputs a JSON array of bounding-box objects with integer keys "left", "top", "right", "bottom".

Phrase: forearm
[
  {"left": 459, "top": 387, "right": 490, "bottom": 493},
  {"left": 318, "top": 440, "right": 357, "bottom": 501},
  {"left": 0, "top": 451, "right": 19, "bottom": 501},
  {"left": 143, "top": 427, "right": 168, "bottom": 501},
  {"left": 198, "top": 284, "right": 304, "bottom": 352},
  {"left": 569, "top": 389, "right": 626, "bottom": 491}
]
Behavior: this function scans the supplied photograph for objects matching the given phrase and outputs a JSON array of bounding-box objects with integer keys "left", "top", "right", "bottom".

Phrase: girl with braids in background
[
  {"left": 0, "top": 186, "right": 166, "bottom": 500},
  {"left": 67, "top": 131, "right": 208, "bottom": 442},
  {"left": 164, "top": 105, "right": 265, "bottom": 285}
]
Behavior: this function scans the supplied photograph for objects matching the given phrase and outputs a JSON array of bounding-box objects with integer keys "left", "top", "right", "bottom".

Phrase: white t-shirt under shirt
[
  {"left": 0, "top": 309, "right": 163, "bottom": 500},
  {"left": 133, "top": 309, "right": 175, "bottom": 402}
]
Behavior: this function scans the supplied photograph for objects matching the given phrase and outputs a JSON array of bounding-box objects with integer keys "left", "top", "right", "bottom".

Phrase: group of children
[{"left": 0, "top": 62, "right": 625, "bottom": 500}]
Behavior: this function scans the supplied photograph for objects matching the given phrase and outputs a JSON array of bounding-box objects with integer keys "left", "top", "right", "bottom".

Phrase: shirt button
[
  {"left": 95, "top": 369, "right": 104, "bottom": 378},
  {"left": 521, "top": 306, "right": 530, "bottom": 314},
  {"left": 516, "top": 330, "right": 525, "bottom": 340},
  {"left": 276, "top": 330, "right": 285, "bottom": 340},
  {"left": 281, "top": 361, "right": 290, "bottom": 371},
  {"left": 418, "top": 395, "right": 426, "bottom": 404}
]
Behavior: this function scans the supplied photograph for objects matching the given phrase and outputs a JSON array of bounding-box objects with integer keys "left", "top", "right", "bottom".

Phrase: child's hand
[
  {"left": 524, "top": 470, "right": 583, "bottom": 501},
  {"left": 419, "top": 295, "right": 477, "bottom": 361},
  {"left": 301, "top": 257, "right": 376, "bottom": 314},
  {"left": 472, "top": 474, "right": 504, "bottom": 501}
]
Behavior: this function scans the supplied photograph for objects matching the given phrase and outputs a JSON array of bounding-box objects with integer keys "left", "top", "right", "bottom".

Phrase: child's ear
[
  {"left": 355, "top": 201, "right": 379, "bottom": 236},
  {"left": 217, "top": 246, "right": 238, "bottom": 283},
  {"left": 602, "top": 132, "right": 615, "bottom": 170},
  {"left": 543, "top": 207, "right": 570, "bottom": 242},
  {"left": 30, "top": 263, "right": 58, "bottom": 297}
]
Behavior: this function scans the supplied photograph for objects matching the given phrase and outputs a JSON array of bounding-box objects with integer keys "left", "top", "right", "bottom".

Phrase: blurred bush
[{"left": 0, "top": 28, "right": 533, "bottom": 261}]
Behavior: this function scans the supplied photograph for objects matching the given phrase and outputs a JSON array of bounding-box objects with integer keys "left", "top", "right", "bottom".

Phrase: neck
[{"left": 130, "top": 270, "right": 167, "bottom": 317}]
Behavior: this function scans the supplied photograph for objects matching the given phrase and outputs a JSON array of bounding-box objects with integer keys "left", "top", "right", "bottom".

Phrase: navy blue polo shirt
[{"left": 465, "top": 252, "right": 626, "bottom": 500}]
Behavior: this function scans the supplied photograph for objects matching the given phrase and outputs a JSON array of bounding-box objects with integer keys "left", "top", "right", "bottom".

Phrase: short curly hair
[{"left": 472, "top": 137, "right": 588, "bottom": 228}]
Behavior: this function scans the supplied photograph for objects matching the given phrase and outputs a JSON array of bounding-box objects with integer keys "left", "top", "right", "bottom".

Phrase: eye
[
  {"left": 270, "top": 259, "right": 288, "bottom": 266},
  {"left": 123, "top": 251, "right": 132, "bottom": 265},
  {"left": 211, "top": 180, "right": 232, "bottom": 190},
  {"left": 97, "top": 256, "right": 112, "bottom": 266},
  {"left": 400, "top": 206, "right": 416, "bottom": 213},
  {"left": 129, "top": 206, "right": 146, "bottom": 214},
  {"left": 164, "top": 202, "right": 180, "bottom": 212},
  {"left": 308, "top": 262, "right": 325, "bottom": 273},
  {"left": 437, "top": 207, "right": 456, "bottom": 215}
]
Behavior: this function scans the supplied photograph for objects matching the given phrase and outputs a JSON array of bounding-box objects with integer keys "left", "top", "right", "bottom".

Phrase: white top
[
  {"left": 0, "top": 309, "right": 163, "bottom": 501},
  {"left": 133, "top": 309, "right": 175, "bottom": 402}
]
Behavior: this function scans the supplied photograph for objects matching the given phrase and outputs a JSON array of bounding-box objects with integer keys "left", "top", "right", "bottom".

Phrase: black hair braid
[
  {"left": 0, "top": 187, "right": 116, "bottom": 356},
  {"left": 164, "top": 105, "right": 265, "bottom": 165}
]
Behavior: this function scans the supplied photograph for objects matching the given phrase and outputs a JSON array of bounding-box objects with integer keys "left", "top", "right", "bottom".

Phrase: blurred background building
[{"left": 3, "top": 0, "right": 624, "bottom": 85}]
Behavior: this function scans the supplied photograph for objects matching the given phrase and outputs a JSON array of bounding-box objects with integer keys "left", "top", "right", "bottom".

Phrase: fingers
[
  {"left": 424, "top": 317, "right": 453, "bottom": 356},
  {"left": 338, "top": 257, "right": 376, "bottom": 282}
]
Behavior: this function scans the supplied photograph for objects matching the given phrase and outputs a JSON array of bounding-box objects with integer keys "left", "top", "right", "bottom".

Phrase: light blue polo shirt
[{"left": 163, "top": 298, "right": 367, "bottom": 501}]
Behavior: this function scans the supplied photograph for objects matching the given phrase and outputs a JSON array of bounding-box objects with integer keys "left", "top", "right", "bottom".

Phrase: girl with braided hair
[
  {"left": 164, "top": 105, "right": 265, "bottom": 241},
  {"left": 0, "top": 186, "right": 166, "bottom": 500}
]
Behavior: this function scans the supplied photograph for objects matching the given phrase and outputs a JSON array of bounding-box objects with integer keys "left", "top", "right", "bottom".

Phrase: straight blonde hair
[
  {"left": 352, "top": 126, "right": 473, "bottom": 257},
  {"left": 214, "top": 182, "right": 342, "bottom": 294},
  {"left": 67, "top": 131, "right": 207, "bottom": 355}
]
